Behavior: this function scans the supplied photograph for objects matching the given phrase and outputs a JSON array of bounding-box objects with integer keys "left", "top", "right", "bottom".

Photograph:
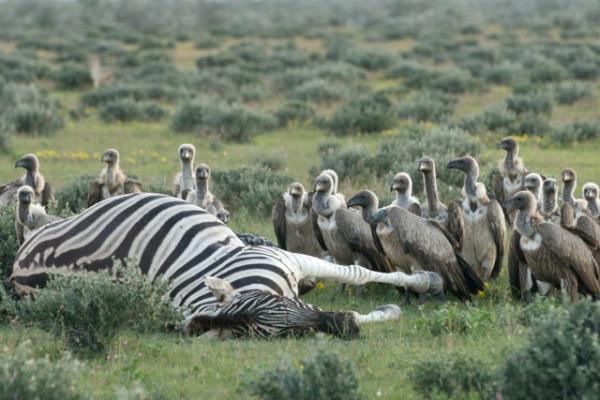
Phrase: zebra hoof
[
  {"left": 374, "top": 304, "right": 402, "bottom": 319},
  {"left": 318, "top": 312, "right": 360, "bottom": 340},
  {"left": 298, "top": 277, "right": 317, "bottom": 295}
]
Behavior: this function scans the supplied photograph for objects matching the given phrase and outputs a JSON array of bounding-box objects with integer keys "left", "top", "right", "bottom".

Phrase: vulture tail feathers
[{"left": 456, "top": 252, "right": 485, "bottom": 296}]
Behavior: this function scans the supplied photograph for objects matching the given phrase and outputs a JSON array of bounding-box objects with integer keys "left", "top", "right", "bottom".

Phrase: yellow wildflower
[{"left": 316, "top": 281, "right": 325, "bottom": 290}]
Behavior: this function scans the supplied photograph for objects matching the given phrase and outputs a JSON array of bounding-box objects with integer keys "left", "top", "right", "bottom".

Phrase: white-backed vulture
[
  {"left": 87, "top": 149, "right": 142, "bottom": 207},
  {"left": 390, "top": 172, "right": 420, "bottom": 214},
  {"left": 560, "top": 168, "right": 588, "bottom": 226},
  {"left": 506, "top": 191, "right": 600, "bottom": 302},
  {"left": 447, "top": 156, "right": 506, "bottom": 281},
  {"left": 173, "top": 143, "right": 196, "bottom": 200},
  {"left": 418, "top": 156, "right": 464, "bottom": 247},
  {"left": 492, "top": 136, "right": 528, "bottom": 223},
  {"left": 0, "top": 154, "right": 54, "bottom": 207},
  {"left": 186, "top": 164, "right": 227, "bottom": 223},
  {"left": 524, "top": 173, "right": 543, "bottom": 210},
  {"left": 347, "top": 190, "right": 484, "bottom": 301},
  {"left": 15, "top": 186, "right": 61, "bottom": 245},
  {"left": 583, "top": 182, "right": 600, "bottom": 221},
  {"left": 321, "top": 169, "right": 345, "bottom": 203},
  {"left": 272, "top": 182, "right": 325, "bottom": 259},
  {"left": 311, "top": 173, "right": 389, "bottom": 275},
  {"left": 541, "top": 178, "right": 561, "bottom": 224}
]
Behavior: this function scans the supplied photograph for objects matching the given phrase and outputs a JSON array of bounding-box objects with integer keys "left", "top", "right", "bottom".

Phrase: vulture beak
[
  {"left": 390, "top": 183, "right": 400, "bottom": 192},
  {"left": 14, "top": 159, "right": 25, "bottom": 168},
  {"left": 503, "top": 199, "right": 515, "bottom": 212},
  {"left": 495, "top": 142, "right": 504, "bottom": 150},
  {"left": 446, "top": 159, "right": 464, "bottom": 171},
  {"left": 101, "top": 154, "right": 110, "bottom": 163},
  {"left": 346, "top": 196, "right": 360, "bottom": 209}
]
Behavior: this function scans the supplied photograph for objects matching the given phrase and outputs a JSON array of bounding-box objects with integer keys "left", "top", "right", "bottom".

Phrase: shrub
[
  {"left": 81, "top": 84, "right": 184, "bottom": 107},
  {"left": 528, "top": 59, "right": 566, "bottom": 83},
  {"left": 288, "top": 79, "right": 347, "bottom": 103},
  {"left": 551, "top": 121, "right": 600, "bottom": 144},
  {"left": 568, "top": 61, "right": 599, "bottom": 80},
  {"left": 315, "top": 142, "right": 371, "bottom": 182},
  {"left": 139, "top": 101, "right": 168, "bottom": 121},
  {"left": 246, "top": 352, "right": 359, "bottom": 400},
  {"left": 326, "top": 92, "right": 395, "bottom": 135},
  {"left": 482, "top": 62, "right": 522, "bottom": 85},
  {"left": 53, "top": 63, "right": 92, "bottom": 90},
  {"left": 0, "top": 205, "right": 18, "bottom": 283},
  {"left": 211, "top": 166, "right": 291, "bottom": 216},
  {"left": 500, "top": 301, "right": 600, "bottom": 400},
  {"left": 0, "top": 343, "right": 82, "bottom": 399},
  {"left": 553, "top": 81, "right": 593, "bottom": 105},
  {"left": 515, "top": 113, "right": 551, "bottom": 136},
  {"left": 275, "top": 101, "right": 315, "bottom": 127},
  {"left": 430, "top": 69, "right": 477, "bottom": 94},
  {"left": 397, "top": 92, "right": 456, "bottom": 123},
  {"left": 0, "top": 83, "right": 63, "bottom": 135},
  {"left": 410, "top": 353, "right": 497, "bottom": 399},
  {"left": 506, "top": 93, "right": 553, "bottom": 115},
  {"left": 0, "top": 118, "right": 14, "bottom": 150},
  {"left": 17, "top": 261, "right": 180, "bottom": 353},
  {"left": 387, "top": 61, "right": 422, "bottom": 79},
  {"left": 55, "top": 174, "right": 97, "bottom": 213},
  {"left": 99, "top": 98, "right": 142, "bottom": 122},
  {"left": 415, "top": 303, "right": 494, "bottom": 336},
  {"left": 250, "top": 151, "right": 286, "bottom": 172},
  {"left": 195, "top": 36, "right": 221, "bottom": 49},
  {"left": 482, "top": 105, "right": 518, "bottom": 133}
]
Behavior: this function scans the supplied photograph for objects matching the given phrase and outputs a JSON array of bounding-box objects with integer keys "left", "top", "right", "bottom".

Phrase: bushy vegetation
[
  {"left": 15, "top": 261, "right": 180, "bottom": 353},
  {"left": 99, "top": 99, "right": 167, "bottom": 123},
  {"left": 397, "top": 92, "right": 456, "bottom": 123},
  {"left": 551, "top": 121, "right": 600, "bottom": 144},
  {"left": 553, "top": 81, "right": 593, "bottom": 105},
  {"left": 54, "top": 174, "right": 97, "bottom": 213},
  {"left": 326, "top": 92, "right": 395, "bottom": 135},
  {"left": 0, "top": 205, "right": 18, "bottom": 283},
  {"left": 246, "top": 352, "right": 359, "bottom": 400}
]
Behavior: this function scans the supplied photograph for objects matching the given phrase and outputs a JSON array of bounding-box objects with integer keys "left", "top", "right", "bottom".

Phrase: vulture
[
  {"left": 87, "top": 149, "right": 142, "bottom": 207},
  {"left": 186, "top": 164, "right": 228, "bottom": 223},
  {"left": 541, "top": 178, "right": 561, "bottom": 224},
  {"left": 311, "top": 173, "right": 389, "bottom": 275},
  {"left": 272, "top": 182, "right": 325, "bottom": 258},
  {"left": 347, "top": 190, "right": 484, "bottom": 301},
  {"left": 15, "top": 186, "right": 61, "bottom": 245},
  {"left": 389, "top": 172, "right": 420, "bottom": 213},
  {"left": 174, "top": 143, "right": 196, "bottom": 200},
  {"left": 506, "top": 191, "right": 600, "bottom": 302},
  {"left": 524, "top": 173, "right": 543, "bottom": 210},
  {"left": 0, "top": 154, "right": 54, "bottom": 207},
  {"left": 447, "top": 156, "right": 505, "bottom": 281},
  {"left": 418, "top": 156, "right": 464, "bottom": 247},
  {"left": 583, "top": 182, "right": 600, "bottom": 220},
  {"left": 217, "top": 209, "right": 230, "bottom": 224},
  {"left": 492, "top": 136, "right": 528, "bottom": 223},
  {"left": 560, "top": 168, "right": 588, "bottom": 225}
]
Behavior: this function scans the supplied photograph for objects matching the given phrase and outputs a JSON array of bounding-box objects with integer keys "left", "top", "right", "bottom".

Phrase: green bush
[
  {"left": 250, "top": 151, "right": 286, "bottom": 172},
  {"left": 195, "top": 36, "right": 221, "bottom": 49},
  {"left": 415, "top": 303, "right": 494, "bottom": 336},
  {"left": 500, "top": 301, "right": 600, "bottom": 400},
  {"left": 0, "top": 205, "right": 18, "bottom": 283},
  {"left": 568, "top": 61, "right": 599, "bottom": 80},
  {"left": 211, "top": 166, "right": 291, "bottom": 216},
  {"left": 551, "top": 121, "right": 600, "bottom": 144},
  {"left": 409, "top": 353, "right": 497, "bottom": 399},
  {"left": 55, "top": 174, "right": 97, "bottom": 213},
  {"left": 482, "top": 62, "right": 522, "bottom": 85},
  {"left": 246, "top": 352, "right": 360, "bottom": 400},
  {"left": 397, "top": 92, "right": 456, "bottom": 123},
  {"left": 81, "top": 84, "right": 184, "bottom": 107},
  {"left": 0, "top": 118, "right": 14, "bottom": 150},
  {"left": 315, "top": 142, "right": 371, "bottom": 182},
  {"left": 430, "top": 69, "right": 478, "bottom": 94},
  {"left": 0, "top": 343, "right": 83, "bottom": 399},
  {"left": 53, "top": 63, "right": 92, "bottom": 90},
  {"left": 99, "top": 98, "right": 142, "bottom": 122},
  {"left": 0, "top": 83, "right": 63, "bottom": 135},
  {"left": 275, "top": 101, "right": 315, "bottom": 127},
  {"left": 326, "top": 92, "right": 395, "bottom": 135},
  {"left": 528, "top": 59, "right": 566, "bottom": 83},
  {"left": 288, "top": 79, "right": 347, "bottom": 103},
  {"left": 16, "top": 261, "right": 180, "bottom": 353},
  {"left": 387, "top": 61, "right": 422, "bottom": 79},
  {"left": 553, "top": 81, "right": 593, "bottom": 105},
  {"left": 515, "top": 113, "right": 551, "bottom": 136},
  {"left": 482, "top": 105, "right": 518, "bottom": 133},
  {"left": 506, "top": 93, "right": 553, "bottom": 115},
  {"left": 139, "top": 101, "right": 168, "bottom": 121}
]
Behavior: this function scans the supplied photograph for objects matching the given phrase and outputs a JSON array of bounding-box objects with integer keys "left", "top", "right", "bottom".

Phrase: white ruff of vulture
[
  {"left": 347, "top": 190, "right": 484, "bottom": 301},
  {"left": 418, "top": 156, "right": 464, "bottom": 247},
  {"left": 506, "top": 191, "right": 600, "bottom": 302},
  {"left": 493, "top": 136, "right": 528, "bottom": 224},
  {"left": 186, "top": 164, "right": 228, "bottom": 223},
  {"left": 15, "top": 186, "right": 62, "bottom": 245},
  {"left": 447, "top": 156, "right": 506, "bottom": 281},
  {"left": 272, "top": 182, "right": 325, "bottom": 259},
  {"left": 541, "top": 178, "right": 561, "bottom": 224},
  {"left": 321, "top": 169, "right": 345, "bottom": 203},
  {"left": 173, "top": 143, "right": 196, "bottom": 200},
  {"left": 87, "top": 149, "right": 142, "bottom": 207},
  {"left": 389, "top": 172, "right": 420, "bottom": 214},
  {"left": 0, "top": 154, "right": 54, "bottom": 207},
  {"left": 583, "top": 182, "right": 600, "bottom": 221},
  {"left": 311, "top": 173, "right": 390, "bottom": 275}
]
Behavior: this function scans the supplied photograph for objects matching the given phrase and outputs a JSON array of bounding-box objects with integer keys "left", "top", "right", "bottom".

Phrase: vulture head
[
  {"left": 418, "top": 156, "right": 435, "bottom": 174},
  {"left": 505, "top": 191, "right": 536, "bottom": 213},
  {"left": 561, "top": 168, "right": 576, "bottom": 184},
  {"left": 583, "top": 183, "right": 599, "bottom": 201},
  {"left": 288, "top": 182, "right": 305, "bottom": 199},
  {"left": 524, "top": 173, "right": 543, "bottom": 193},
  {"left": 543, "top": 178, "right": 558, "bottom": 195},
  {"left": 195, "top": 164, "right": 211, "bottom": 182},
  {"left": 17, "top": 185, "right": 34, "bottom": 206},
  {"left": 321, "top": 169, "right": 339, "bottom": 194},
  {"left": 495, "top": 136, "right": 518, "bottom": 152},
  {"left": 314, "top": 173, "right": 334, "bottom": 194},
  {"left": 178, "top": 144, "right": 195, "bottom": 163},
  {"left": 447, "top": 155, "right": 479, "bottom": 175},
  {"left": 347, "top": 190, "right": 379, "bottom": 211},
  {"left": 390, "top": 172, "right": 412, "bottom": 194},
  {"left": 101, "top": 149, "right": 120, "bottom": 167},
  {"left": 217, "top": 209, "right": 230, "bottom": 224},
  {"left": 15, "top": 154, "right": 39, "bottom": 173}
]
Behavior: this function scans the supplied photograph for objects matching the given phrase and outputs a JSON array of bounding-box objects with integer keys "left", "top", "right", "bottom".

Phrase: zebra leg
[{"left": 284, "top": 252, "right": 442, "bottom": 296}]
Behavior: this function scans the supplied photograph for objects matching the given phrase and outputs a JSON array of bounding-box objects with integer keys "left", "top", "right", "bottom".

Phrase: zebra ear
[{"left": 204, "top": 276, "right": 235, "bottom": 303}]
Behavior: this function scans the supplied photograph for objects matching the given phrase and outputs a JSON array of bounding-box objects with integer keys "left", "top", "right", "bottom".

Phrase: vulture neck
[
  {"left": 105, "top": 163, "right": 121, "bottom": 190},
  {"left": 290, "top": 194, "right": 303, "bottom": 213},
  {"left": 515, "top": 207, "right": 537, "bottom": 238},
  {"left": 562, "top": 180, "right": 576, "bottom": 205},
  {"left": 530, "top": 186, "right": 542, "bottom": 204},
  {"left": 587, "top": 199, "right": 599, "bottom": 216},
  {"left": 359, "top": 197, "right": 384, "bottom": 225},
  {"left": 314, "top": 192, "right": 334, "bottom": 218},
  {"left": 396, "top": 191, "right": 411, "bottom": 208},
  {"left": 463, "top": 168, "right": 479, "bottom": 199},
  {"left": 504, "top": 147, "right": 518, "bottom": 174},
  {"left": 181, "top": 160, "right": 193, "bottom": 180},
  {"left": 423, "top": 170, "right": 440, "bottom": 214},
  {"left": 17, "top": 202, "right": 30, "bottom": 225},
  {"left": 543, "top": 191, "right": 558, "bottom": 215},
  {"left": 24, "top": 168, "right": 39, "bottom": 191},
  {"left": 195, "top": 178, "right": 209, "bottom": 200}
]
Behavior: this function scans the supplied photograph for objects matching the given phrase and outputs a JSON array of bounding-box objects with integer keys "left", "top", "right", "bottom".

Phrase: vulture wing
[
  {"left": 15, "top": 220, "right": 24, "bottom": 245},
  {"left": 561, "top": 202, "right": 575, "bottom": 226},
  {"left": 41, "top": 181, "right": 55, "bottom": 207},
  {"left": 0, "top": 178, "right": 22, "bottom": 206},
  {"left": 487, "top": 199, "right": 506, "bottom": 279},
  {"left": 271, "top": 197, "right": 287, "bottom": 249},
  {"left": 212, "top": 196, "right": 225, "bottom": 213},
  {"left": 447, "top": 201, "right": 464, "bottom": 249},
  {"left": 310, "top": 208, "right": 328, "bottom": 252},
  {"left": 335, "top": 208, "right": 382, "bottom": 265},
  {"left": 87, "top": 181, "right": 103, "bottom": 207},
  {"left": 408, "top": 202, "right": 422, "bottom": 216},
  {"left": 508, "top": 229, "right": 529, "bottom": 299},
  {"left": 124, "top": 179, "right": 143, "bottom": 193},
  {"left": 538, "top": 222, "right": 600, "bottom": 295}
]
